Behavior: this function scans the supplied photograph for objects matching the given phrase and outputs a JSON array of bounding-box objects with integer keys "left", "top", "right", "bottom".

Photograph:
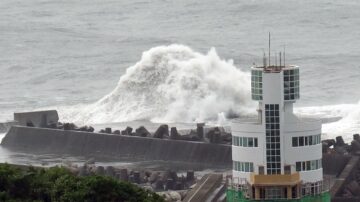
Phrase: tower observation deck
[{"left": 227, "top": 62, "right": 330, "bottom": 201}]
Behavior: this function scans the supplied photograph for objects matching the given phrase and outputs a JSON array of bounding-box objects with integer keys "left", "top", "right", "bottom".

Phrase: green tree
[{"left": 0, "top": 164, "right": 164, "bottom": 202}]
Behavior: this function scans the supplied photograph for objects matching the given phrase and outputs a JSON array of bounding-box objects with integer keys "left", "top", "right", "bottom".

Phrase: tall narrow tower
[{"left": 227, "top": 59, "right": 330, "bottom": 201}]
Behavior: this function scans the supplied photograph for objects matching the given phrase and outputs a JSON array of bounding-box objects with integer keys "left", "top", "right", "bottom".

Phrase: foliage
[{"left": 0, "top": 163, "right": 164, "bottom": 202}]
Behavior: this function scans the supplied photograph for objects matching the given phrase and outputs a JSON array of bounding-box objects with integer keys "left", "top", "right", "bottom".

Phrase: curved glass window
[
  {"left": 292, "top": 134, "right": 321, "bottom": 147},
  {"left": 233, "top": 161, "right": 254, "bottom": 172},
  {"left": 283, "top": 69, "right": 300, "bottom": 100},
  {"left": 251, "top": 70, "right": 263, "bottom": 100},
  {"left": 295, "top": 159, "right": 322, "bottom": 171},
  {"left": 232, "top": 136, "right": 258, "bottom": 147}
]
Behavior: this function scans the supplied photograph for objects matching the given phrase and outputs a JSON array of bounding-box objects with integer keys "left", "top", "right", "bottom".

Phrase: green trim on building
[{"left": 226, "top": 189, "right": 330, "bottom": 202}]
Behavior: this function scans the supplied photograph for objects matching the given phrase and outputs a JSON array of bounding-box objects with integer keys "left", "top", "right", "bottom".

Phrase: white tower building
[{"left": 227, "top": 56, "right": 330, "bottom": 201}]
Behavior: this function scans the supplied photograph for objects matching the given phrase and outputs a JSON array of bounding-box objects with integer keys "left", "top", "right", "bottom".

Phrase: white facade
[{"left": 231, "top": 65, "right": 324, "bottom": 198}]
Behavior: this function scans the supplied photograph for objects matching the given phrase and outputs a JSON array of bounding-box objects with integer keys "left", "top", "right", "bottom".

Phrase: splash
[
  {"left": 295, "top": 101, "right": 360, "bottom": 141},
  {"left": 60, "top": 44, "right": 253, "bottom": 124},
  {"left": 321, "top": 101, "right": 360, "bottom": 141}
]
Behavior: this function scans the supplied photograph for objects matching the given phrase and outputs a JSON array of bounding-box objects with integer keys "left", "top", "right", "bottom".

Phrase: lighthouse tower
[{"left": 226, "top": 53, "right": 330, "bottom": 201}]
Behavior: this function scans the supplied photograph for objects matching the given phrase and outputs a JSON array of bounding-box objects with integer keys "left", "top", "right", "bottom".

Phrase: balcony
[{"left": 250, "top": 172, "right": 300, "bottom": 186}]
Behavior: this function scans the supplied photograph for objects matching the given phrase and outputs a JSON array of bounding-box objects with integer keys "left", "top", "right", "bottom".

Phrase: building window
[
  {"left": 292, "top": 135, "right": 321, "bottom": 147},
  {"left": 302, "top": 181, "right": 323, "bottom": 196},
  {"left": 265, "top": 187, "right": 285, "bottom": 199},
  {"left": 299, "top": 137, "right": 304, "bottom": 146},
  {"left": 232, "top": 136, "right": 259, "bottom": 147},
  {"left": 233, "top": 161, "right": 254, "bottom": 172},
  {"left": 251, "top": 70, "right": 263, "bottom": 100},
  {"left": 283, "top": 69, "right": 300, "bottom": 101},
  {"left": 295, "top": 159, "right": 322, "bottom": 171},
  {"left": 265, "top": 104, "right": 281, "bottom": 175},
  {"left": 292, "top": 137, "right": 298, "bottom": 147}
]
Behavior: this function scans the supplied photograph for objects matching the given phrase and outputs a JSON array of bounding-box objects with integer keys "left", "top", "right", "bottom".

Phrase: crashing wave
[{"left": 60, "top": 44, "right": 253, "bottom": 124}]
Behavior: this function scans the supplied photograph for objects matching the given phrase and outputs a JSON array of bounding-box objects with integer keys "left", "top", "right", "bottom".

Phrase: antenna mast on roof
[
  {"left": 283, "top": 45, "right": 286, "bottom": 67},
  {"left": 275, "top": 53, "right": 277, "bottom": 67},
  {"left": 268, "top": 32, "right": 271, "bottom": 67},
  {"left": 263, "top": 50, "right": 267, "bottom": 67}
]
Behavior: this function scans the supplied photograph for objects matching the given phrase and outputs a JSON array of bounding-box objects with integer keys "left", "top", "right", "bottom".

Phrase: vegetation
[{"left": 0, "top": 163, "right": 164, "bottom": 202}]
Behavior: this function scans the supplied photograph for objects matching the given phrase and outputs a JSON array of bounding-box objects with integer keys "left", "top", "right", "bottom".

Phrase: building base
[{"left": 226, "top": 189, "right": 330, "bottom": 202}]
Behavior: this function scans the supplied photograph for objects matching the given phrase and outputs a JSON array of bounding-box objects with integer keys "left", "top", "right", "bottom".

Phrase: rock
[
  {"left": 105, "top": 127, "right": 112, "bottom": 134},
  {"left": 63, "top": 123, "right": 77, "bottom": 130},
  {"left": 149, "top": 172, "right": 159, "bottom": 183},
  {"left": 95, "top": 166, "right": 105, "bottom": 175},
  {"left": 196, "top": 123, "right": 205, "bottom": 140},
  {"left": 145, "top": 171, "right": 151, "bottom": 178},
  {"left": 78, "top": 126, "right": 88, "bottom": 131},
  {"left": 170, "top": 127, "right": 180, "bottom": 140},
  {"left": 153, "top": 124, "right": 169, "bottom": 139},
  {"left": 88, "top": 126, "right": 94, "bottom": 132},
  {"left": 159, "top": 171, "right": 171, "bottom": 181},
  {"left": 135, "top": 126, "right": 151, "bottom": 137},
  {"left": 78, "top": 165, "right": 88, "bottom": 176},
  {"left": 169, "top": 171, "right": 178, "bottom": 182},
  {"left": 133, "top": 171, "right": 141, "bottom": 184},
  {"left": 354, "top": 134, "right": 360, "bottom": 141},
  {"left": 153, "top": 180, "right": 164, "bottom": 190},
  {"left": 122, "top": 126, "right": 133, "bottom": 135},
  {"left": 119, "top": 169, "right": 128, "bottom": 181},
  {"left": 186, "top": 170, "right": 194, "bottom": 182},
  {"left": 351, "top": 140, "right": 360, "bottom": 151},
  {"left": 165, "top": 178, "right": 174, "bottom": 190},
  {"left": 322, "top": 142, "right": 330, "bottom": 153},
  {"left": 335, "top": 136, "right": 345, "bottom": 146},
  {"left": 125, "top": 126, "right": 133, "bottom": 135},
  {"left": 105, "top": 166, "right": 115, "bottom": 177},
  {"left": 113, "top": 130, "right": 121, "bottom": 135},
  {"left": 222, "top": 133, "right": 232, "bottom": 143},
  {"left": 174, "top": 182, "right": 183, "bottom": 190},
  {"left": 334, "top": 146, "right": 348, "bottom": 155},
  {"left": 207, "top": 127, "right": 222, "bottom": 144},
  {"left": 322, "top": 139, "right": 336, "bottom": 147}
]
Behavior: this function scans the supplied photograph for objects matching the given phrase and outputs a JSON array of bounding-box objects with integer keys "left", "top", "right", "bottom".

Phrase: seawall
[{"left": 1, "top": 126, "right": 232, "bottom": 167}]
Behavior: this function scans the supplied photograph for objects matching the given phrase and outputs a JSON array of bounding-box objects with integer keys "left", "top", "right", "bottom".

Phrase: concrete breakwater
[{"left": 1, "top": 126, "right": 232, "bottom": 167}]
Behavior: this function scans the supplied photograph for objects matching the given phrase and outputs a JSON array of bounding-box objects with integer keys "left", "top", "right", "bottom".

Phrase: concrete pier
[{"left": 1, "top": 126, "right": 232, "bottom": 167}]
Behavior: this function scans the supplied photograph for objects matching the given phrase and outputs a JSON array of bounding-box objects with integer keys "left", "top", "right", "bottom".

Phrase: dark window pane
[
  {"left": 243, "top": 137, "right": 248, "bottom": 147},
  {"left": 292, "top": 137, "right": 298, "bottom": 147},
  {"left": 248, "top": 138, "right": 254, "bottom": 147},
  {"left": 299, "top": 137, "right": 304, "bottom": 146}
]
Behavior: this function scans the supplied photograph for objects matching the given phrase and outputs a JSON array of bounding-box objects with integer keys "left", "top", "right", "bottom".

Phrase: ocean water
[{"left": 1, "top": 0, "right": 360, "bottom": 146}]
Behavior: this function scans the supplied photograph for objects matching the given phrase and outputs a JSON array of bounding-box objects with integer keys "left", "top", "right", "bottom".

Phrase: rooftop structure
[{"left": 227, "top": 46, "right": 330, "bottom": 201}]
